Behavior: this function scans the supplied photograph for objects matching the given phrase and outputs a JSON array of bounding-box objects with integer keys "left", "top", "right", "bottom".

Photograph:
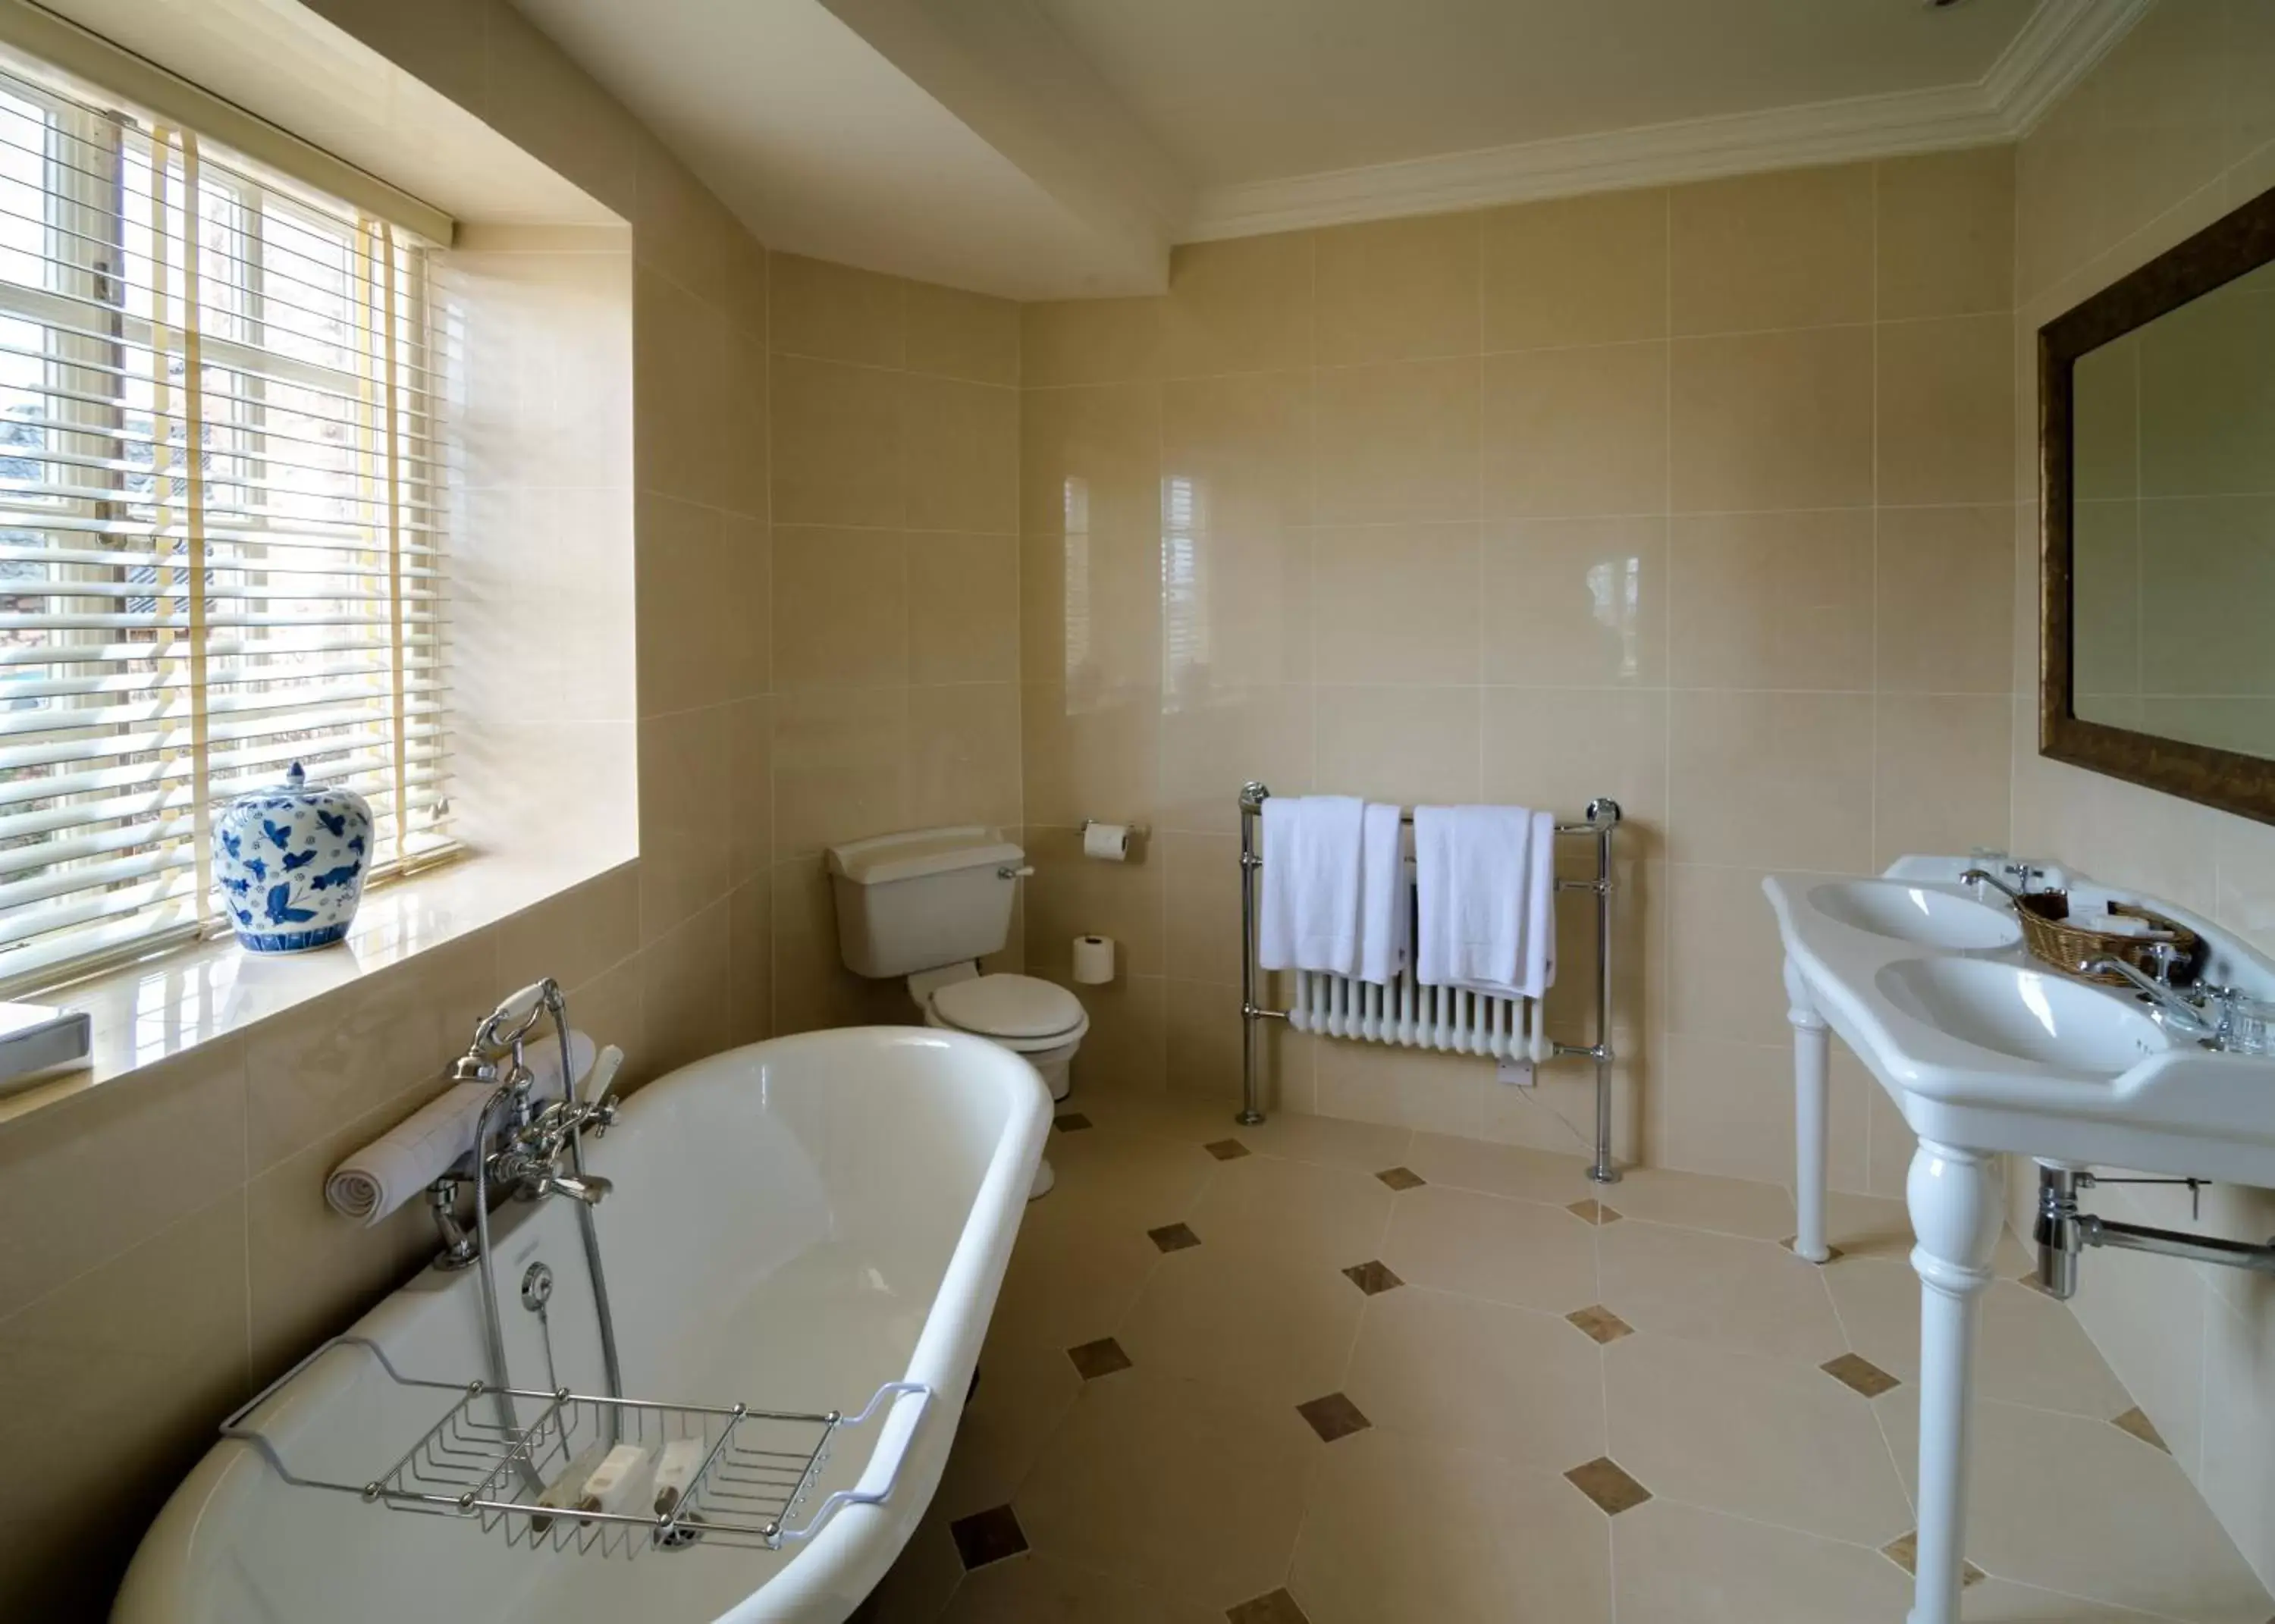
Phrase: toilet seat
[{"left": 927, "top": 973, "right": 1087, "bottom": 1051}]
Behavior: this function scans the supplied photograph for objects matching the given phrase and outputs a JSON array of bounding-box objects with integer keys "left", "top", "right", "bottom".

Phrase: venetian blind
[{"left": 0, "top": 57, "right": 453, "bottom": 989}]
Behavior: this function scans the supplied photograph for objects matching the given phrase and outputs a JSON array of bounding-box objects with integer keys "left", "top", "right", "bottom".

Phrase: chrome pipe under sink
[{"left": 2035, "top": 1162, "right": 2275, "bottom": 1300}]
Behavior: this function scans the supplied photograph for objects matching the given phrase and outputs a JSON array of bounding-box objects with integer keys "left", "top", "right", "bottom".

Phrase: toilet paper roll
[
  {"left": 1072, "top": 935, "right": 1116, "bottom": 986},
  {"left": 1082, "top": 822, "right": 1130, "bottom": 861}
]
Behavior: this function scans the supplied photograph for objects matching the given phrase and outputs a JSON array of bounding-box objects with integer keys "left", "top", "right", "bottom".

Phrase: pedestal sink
[{"left": 1765, "top": 857, "right": 2275, "bottom": 1624}]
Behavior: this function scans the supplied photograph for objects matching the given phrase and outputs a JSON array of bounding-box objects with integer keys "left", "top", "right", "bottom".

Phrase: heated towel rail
[{"left": 1235, "top": 781, "right": 1625, "bottom": 1185}]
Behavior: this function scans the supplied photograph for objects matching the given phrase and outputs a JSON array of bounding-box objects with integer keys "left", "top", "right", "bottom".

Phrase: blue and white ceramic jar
[{"left": 212, "top": 763, "right": 374, "bottom": 953}]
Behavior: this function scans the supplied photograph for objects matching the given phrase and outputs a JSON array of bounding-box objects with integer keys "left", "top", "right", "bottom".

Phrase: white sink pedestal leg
[
  {"left": 1785, "top": 955, "right": 1833, "bottom": 1264},
  {"left": 1904, "top": 1138, "right": 2004, "bottom": 1624}
]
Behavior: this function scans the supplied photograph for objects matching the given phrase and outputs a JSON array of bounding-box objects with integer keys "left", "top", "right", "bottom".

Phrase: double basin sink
[
  {"left": 1806, "top": 880, "right": 2166, "bottom": 1072},
  {"left": 1766, "top": 870, "right": 2275, "bottom": 1185}
]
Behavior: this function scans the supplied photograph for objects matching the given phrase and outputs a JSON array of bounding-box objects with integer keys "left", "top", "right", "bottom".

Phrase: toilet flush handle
[{"left": 997, "top": 864, "right": 1034, "bottom": 879}]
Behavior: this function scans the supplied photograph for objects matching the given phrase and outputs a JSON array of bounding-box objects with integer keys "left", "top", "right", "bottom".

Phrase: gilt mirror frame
[{"left": 2040, "top": 181, "right": 2275, "bottom": 825}]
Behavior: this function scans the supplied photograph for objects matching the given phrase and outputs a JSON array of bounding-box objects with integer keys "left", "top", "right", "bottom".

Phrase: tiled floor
[{"left": 864, "top": 1091, "right": 2274, "bottom": 1624}]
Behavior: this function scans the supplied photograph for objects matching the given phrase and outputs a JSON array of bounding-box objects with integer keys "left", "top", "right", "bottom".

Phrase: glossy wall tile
[{"left": 1020, "top": 152, "right": 2021, "bottom": 1202}]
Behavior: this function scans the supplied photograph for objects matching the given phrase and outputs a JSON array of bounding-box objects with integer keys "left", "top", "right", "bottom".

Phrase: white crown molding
[
  {"left": 1181, "top": 0, "right": 2149, "bottom": 243},
  {"left": 1182, "top": 82, "right": 2007, "bottom": 242},
  {"left": 1988, "top": 0, "right": 2151, "bottom": 134}
]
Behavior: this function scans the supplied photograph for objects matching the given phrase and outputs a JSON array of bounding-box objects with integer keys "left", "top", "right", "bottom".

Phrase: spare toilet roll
[
  {"left": 1082, "top": 822, "right": 1130, "bottom": 861},
  {"left": 1072, "top": 935, "right": 1116, "bottom": 985}
]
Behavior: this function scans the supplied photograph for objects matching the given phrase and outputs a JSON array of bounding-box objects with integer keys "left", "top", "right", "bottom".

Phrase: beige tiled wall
[
  {"left": 443, "top": 222, "right": 640, "bottom": 871},
  {"left": 1020, "top": 152, "right": 2018, "bottom": 1187},
  {"left": 764, "top": 254, "right": 1025, "bottom": 1034},
  {"left": 2006, "top": 0, "right": 2275, "bottom": 1589}
]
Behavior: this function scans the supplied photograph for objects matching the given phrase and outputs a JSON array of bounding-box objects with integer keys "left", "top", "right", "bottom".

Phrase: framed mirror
[{"left": 2041, "top": 183, "right": 2275, "bottom": 823}]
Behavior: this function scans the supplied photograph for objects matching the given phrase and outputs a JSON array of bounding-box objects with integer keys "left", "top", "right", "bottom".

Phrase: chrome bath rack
[{"left": 221, "top": 1335, "right": 931, "bottom": 1560}]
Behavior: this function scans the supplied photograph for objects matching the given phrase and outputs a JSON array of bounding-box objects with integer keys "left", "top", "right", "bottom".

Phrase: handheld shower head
[{"left": 477, "top": 979, "right": 561, "bottom": 1052}]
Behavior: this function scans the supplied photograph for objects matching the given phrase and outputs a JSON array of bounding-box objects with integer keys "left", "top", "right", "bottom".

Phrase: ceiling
[
  {"left": 1035, "top": 0, "right": 2040, "bottom": 190},
  {"left": 507, "top": 0, "right": 1175, "bottom": 299},
  {"left": 512, "top": 0, "right": 2149, "bottom": 296},
  {"left": 500, "top": 0, "right": 2146, "bottom": 297}
]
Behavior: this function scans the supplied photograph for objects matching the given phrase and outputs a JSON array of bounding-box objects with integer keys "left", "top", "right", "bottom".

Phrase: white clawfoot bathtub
[{"left": 114, "top": 1027, "right": 1050, "bottom": 1624}]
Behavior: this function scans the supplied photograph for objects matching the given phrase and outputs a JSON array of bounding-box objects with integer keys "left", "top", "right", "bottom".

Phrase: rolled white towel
[{"left": 325, "top": 1030, "right": 596, "bottom": 1227}]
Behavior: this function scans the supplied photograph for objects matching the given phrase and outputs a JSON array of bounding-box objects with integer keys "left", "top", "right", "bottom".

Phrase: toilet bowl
[{"left": 916, "top": 970, "right": 1088, "bottom": 1100}]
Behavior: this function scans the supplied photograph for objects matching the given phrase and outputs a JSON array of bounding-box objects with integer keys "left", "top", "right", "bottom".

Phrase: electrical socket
[{"left": 1496, "top": 1056, "right": 1534, "bottom": 1088}]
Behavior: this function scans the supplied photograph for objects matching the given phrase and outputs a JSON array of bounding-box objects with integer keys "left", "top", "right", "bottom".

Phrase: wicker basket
[{"left": 2016, "top": 892, "right": 2199, "bottom": 986}]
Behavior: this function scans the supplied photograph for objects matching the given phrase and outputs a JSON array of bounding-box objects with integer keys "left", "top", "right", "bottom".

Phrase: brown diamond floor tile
[
  {"left": 1567, "top": 1198, "right": 1622, "bottom": 1225},
  {"left": 1204, "top": 1138, "right": 1253, "bottom": 1161},
  {"left": 1881, "top": 1532, "right": 1984, "bottom": 1587},
  {"left": 1376, "top": 1165, "right": 1426, "bottom": 1191},
  {"left": 1065, "top": 1336, "right": 1134, "bottom": 1381},
  {"left": 1226, "top": 1588, "right": 1312, "bottom": 1624},
  {"left": 1821, "top": 1353, "right": 1901, "bottom": 1398},
  {"left": 1147, "top": 1221, "right": 1201, "bottom": 1253},
  {"left": 947, "top": 1503, "right": 1028, "bottom": 1569},
  {"left": 2112, "top": 1406, "right": 2170, "bottom": 1451},
  {"left": 1296, "top": 1391, "right": 1372, "bottom": 1443},
  {"left": 1566, "top": 1304, "right": 1633, "bottom": 1344},
  {"left": 1341, "top": 1259, "right": 1404, "bottom": 1296},
  {"left": 1054, "top": 1111, "right": 1094, "bottom": 1132},
  {"left": 1564, "top": 1456, "right": 1652, "bottom": 1515}
]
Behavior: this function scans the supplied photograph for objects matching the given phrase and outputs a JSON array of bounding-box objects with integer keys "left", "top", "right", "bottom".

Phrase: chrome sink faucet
[
  {"left": 1958, "top": 862, "right": 2047, "bottom": 903},
  {"left": 2081, "top": 952, "right": 2267, "bottom": 1052},
  {"left": 2082, "top": 955, "right": 2216, "bottom": 1037}
]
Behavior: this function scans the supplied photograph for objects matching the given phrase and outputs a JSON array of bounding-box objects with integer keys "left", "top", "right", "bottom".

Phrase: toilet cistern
[{"left": 826, "top": 826, "right": 1090, "bottom": 1199}]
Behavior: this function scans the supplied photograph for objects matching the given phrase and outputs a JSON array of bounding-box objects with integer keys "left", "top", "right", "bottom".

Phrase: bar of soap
[
  {"left": 529, "top": 1441, "right": 609, "bottom": 1537},
  {"left": 653, "top": 1437, "right": 707, "bottom": 1516},
  {"left": 576, "top": 1443, "right": 651, "bottom": 1523}
]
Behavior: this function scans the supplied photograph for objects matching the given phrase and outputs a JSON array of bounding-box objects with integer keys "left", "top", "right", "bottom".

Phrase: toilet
[{"left": 826, "top": 826, "right": 1087, "bottom": 1198}]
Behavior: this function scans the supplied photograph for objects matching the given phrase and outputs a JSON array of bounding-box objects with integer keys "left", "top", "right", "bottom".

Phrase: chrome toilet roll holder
[{"left": 1078, "top": 818, "right": 1150, "bottom": 842}]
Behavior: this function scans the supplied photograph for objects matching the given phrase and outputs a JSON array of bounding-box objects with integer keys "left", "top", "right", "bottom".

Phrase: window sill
[{"left": 0, "top": 850, "right": 629, "bottom": 1129}]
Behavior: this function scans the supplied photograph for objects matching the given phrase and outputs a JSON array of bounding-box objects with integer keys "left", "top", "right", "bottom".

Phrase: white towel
[
  {"left": 1522, "top": 807, "right": 1558, "bottom": 999},
  {"left": 325, "top": 1030, "right": 596, "bottom": 1227},
  {"left": 1356, "top": 801, "right": 1409, "bottom": 986},
  {"left": 1258, "top": 795, "right": 1366, "bottom": 974},
  {"left": 1414, "top": 804, "right": 1534, "bottom": 996}
]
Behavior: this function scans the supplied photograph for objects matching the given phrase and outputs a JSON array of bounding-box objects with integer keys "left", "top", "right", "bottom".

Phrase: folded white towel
[
  {"left": 1521, "top": 807, "right": 1558, "bottom": 999},
  {"left": 1414, "top": 804, "right": 1534, "bottom": 996},
  {"left": 1356, "top": 801, "right": 1409, "bottom": 986},
  {"left": 1259, "top": 794, "right": 1367, "bottom": 975},
  {"left": 325, "top": 1030, "right": 597, "bottom": 1227}
]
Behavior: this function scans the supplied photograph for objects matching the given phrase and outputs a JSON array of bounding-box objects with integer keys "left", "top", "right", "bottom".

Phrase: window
[{"left": 0, "top": 56, "right": 451, "bottom": 990}]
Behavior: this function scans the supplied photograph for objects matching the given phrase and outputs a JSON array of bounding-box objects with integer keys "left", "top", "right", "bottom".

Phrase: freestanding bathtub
[{"left": 113, "top": 1026, "right": 1050, "bottom": 1624}]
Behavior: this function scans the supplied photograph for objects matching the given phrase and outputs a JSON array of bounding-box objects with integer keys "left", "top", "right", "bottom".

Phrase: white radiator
[{"left": 1287, "top": 966, "right": 1550, "bottom": 1063}]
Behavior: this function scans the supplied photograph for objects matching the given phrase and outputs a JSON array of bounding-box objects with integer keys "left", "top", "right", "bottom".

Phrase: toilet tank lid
[
  {"left": 826, "top": 826, "right": 1024, "bottom": 886},
  {"left": 933, "top": 973, "right": 1084, "bottom": 1040}
]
